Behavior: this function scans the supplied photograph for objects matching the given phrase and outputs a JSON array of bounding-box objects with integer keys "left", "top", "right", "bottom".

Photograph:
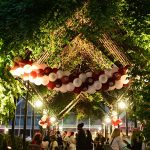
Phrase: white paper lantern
[
  {"left": 23, "top": 64, "right": 32, "bottom": 73},
  {"left": 41, "top": 75, "right": 49, "bottom": 85},
  {"left": 59, "top": 84, "right": 67, "bottom": 93},
  {"left": 99, "top": 74, "right": 108, "bottom": 83},
  {"left": 93, "top": 81, "right": 102, "bottom": 90},
  {"left": 49, "top": 73, "right": 57, "bottom": 82},
  {"left": 121, "top": 75, "right": 128, "bottom": 82},
  {"left": 108, "top": 86, "right": 116, "bottom": 91},
  {"left": 57, "top": 70, "right": 64, "bottom": 79},
  {"left": 22, "top": 74, "right": 29, "bottom": 81},
  {"left": 123, "top": 79, "right": 130, "bottom": 84},
  {"left": 34, "top": 77, "right": 42, "bottom": 85},
  {"left": 39, "top": 64, "right": 47, "bottom": 70},
  {"left": 66, "top": 82, "right": 75, "bottom": 91},
  {"left": 31, "top": 63, "right": 41, "bottom": 70},
  {"left": 73, "top": 78, "right": 82, "bottom": 87},
  {"left": 54, "top": 87, "right": 61, "bottom": 92},
  {"left": 86, "top": 72, "right": 92, "bottom": 77},
  {"left": 115, "top": 80, "right": 123, "bottom": 89},
  {"left": 87, "top": 86, "right": 96, "bottom": 94},
  {"left": 79, "top": 73, "right": 87, "bottom": 82}
]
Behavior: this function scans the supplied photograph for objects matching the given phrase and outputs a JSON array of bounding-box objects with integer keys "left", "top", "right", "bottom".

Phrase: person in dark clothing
[
  {"left": 76, "top": 123, "right": 86, "bottom": 150},
  {"left": 86, "top": 130, "right": 93, "bottom": 150},
  {"left": 131, "top": 129, "right": 143, "bottom": 150},
  {"left": 94, "top": 132, "right": 106, "bottom": 150},
  {"left": 56, "top": 131, "right": 63, "bottom": 150}
]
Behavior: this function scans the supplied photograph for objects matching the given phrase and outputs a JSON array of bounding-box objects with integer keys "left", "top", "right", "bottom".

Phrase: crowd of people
[{"left": 30, "top": 123, "right": 145, "bottom": 150}]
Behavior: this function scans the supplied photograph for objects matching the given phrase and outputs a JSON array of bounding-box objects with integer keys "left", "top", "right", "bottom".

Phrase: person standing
[
  {"left": 76, "top": 123, "right": 86, "bottom": 150},
  {"left": 62, "top": 131, "right": 69, "bottom": 150},
  {"left": 56, "top": 131, "right": 63, "bottom": 150},
  {"left": 94, "top": 132, "right": 105, "bottom": 150},
  {"left": 86, "top": 130, "right": 93, "bottom": 150},
  {"left": 110, "top": 128, "right": 124, "bottom": 150},
  {"left": 68, "top": 132, "right": 76, "bottom": 150},
  {"left": 131, "top": 128, "right": 143, "bottom": 150}
]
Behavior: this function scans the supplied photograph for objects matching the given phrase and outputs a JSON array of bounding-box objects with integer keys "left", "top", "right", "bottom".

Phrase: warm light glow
[
  {"left": 98, "top": 126, "right": 102, "bottom": 130},
  {"left": 112, "top": 111, "right": 117, "bottom": 116},
  {"left": 118, "top": 101, "right": 126, "bottom": 109},
  {"left": 43, "top": 109, "right": 48, "bottom": 115},
  {"left": 50, "top": 116, "right": 56, "bottom": 123},
  {"left": 35, "top": 100, "right": 43, "bottom": 107},
  {"left": 59, "top": 126, "right": 63, "bottom": 131},
  {"left": 105, "top": 117, "right": 111, "bottom": 123},
  {"left": 4, "top": 127, "right": 9, "bottom": 134}
]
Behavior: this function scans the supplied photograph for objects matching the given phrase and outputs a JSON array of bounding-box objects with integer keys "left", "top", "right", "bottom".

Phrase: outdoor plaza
[{"left": 0, "top": 0, "right": 149, "bottom": 150}]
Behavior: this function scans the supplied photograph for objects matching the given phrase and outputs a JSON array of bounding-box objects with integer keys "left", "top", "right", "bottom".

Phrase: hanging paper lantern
[
  {"left": 69, "top": 73, "right": 79, "bottom": 82},
  {"left": 87, "top": 86, "right": 96, "bottom": 94},
  {"left": 59, "top": 84, "right": 67, "bottom": 93},
  {"left": 52, "top": 68, "right": 58, "bottom": 73},
  {"left": 31, "top": 63, "right": 41, "bottom": 70},
  {"left": 37, "top": 69, "right": 45, "bottom": 77},
  {"left": 55, "top": 79, "right": 62, "bottom": 88},
  {"left": 115, "top": 80, "right": 123, "bottom": 89},
  {"left": 73, "top": 87, "right": 82, "bottom": 94},
  {"left": 41, "top": 75, "right": 49, "bottom": 85},
  {"left": 39, "top": 64, "right": 47, "bottom": 70},
  {"left": 123, "top": 79, "right": 130, "bottom": 84},
  {"left": 22, "top": 73, "right": 29, "bottom": 81},
  {"left": 107, "top": 78, "right": 115, "bottom": 87},
  {"left": 66, "top": 82, "right": 75, "bottom": 91},
  {"left": 73, "top": 78, "right": 82, "bottom": 87},
  {"left": 34, "top": 77, "right": 42, "bottom": 85},
  {"left": 29, "top": 71, "right": 37, "bottom": 79},
  {"left": 47, "top": 81, "right": 56, "bottom": 89},
  {"left": 49, "top": 72, "right": 57, "bottom": 82},
  {"left": 57, "top": 70, "right": 64, "bottom": 79},
  {"left": 92, "top": 71, "right": 101, "bottom": 80},
  {"left": 121, "top": 75, "right": 128, "bottom": 82},
  {"left": 86, "top": 77, "right": 94, "bottom": 85},
  {"left": 108, "top": 86, "right": 116, "bottom": 91},
  {"left": 44, "top": 67, "right": 53, "bottom": 75},
  {"left": 99, "top": 74, "right": 108, "bottom": 83},
  {"left": 93, "top": 81, "right": 102, "bottom": 90},
  {"left": 81, "top": 83, "right": 88, "bottom": 91},
  {"left": 61, "top": 76, "right": 70, "bottom": 84},
  {"left": 118, "top": 67, "right": 127, "bottom": 75},
  {"left": 111, "top": 65, "right": 119, "bottom": 73},
  {"left": 15, "top": 67, "right": 24, "bottom": 76},
  {"left": 86, "top": 72, "right": 92, "bottom": 77},
  {"left": 23, "top": 64, "right": 32, "bottom": 73},
  {"left": 113, "top": 72, "right": 121, "bottom": 80},
  {"left": 101, "top": 83, "right": 109, "bottom": 91},
  {"left": 79, "top": 73, "right": 87, "bottom": 82}
]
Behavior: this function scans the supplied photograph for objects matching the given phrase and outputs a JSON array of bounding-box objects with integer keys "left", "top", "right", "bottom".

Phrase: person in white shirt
[
  {"left": 68, "top": 132, "right": 76, "bottom": 150},
  {"left": 110, "top": 128, "right": 124, "bottom": 150},
  {"left": 41, "top": 136, "right": 49, "bottom": 150},
  {"left": 50, "top": 135, "right": 58, "bottom": 150}
]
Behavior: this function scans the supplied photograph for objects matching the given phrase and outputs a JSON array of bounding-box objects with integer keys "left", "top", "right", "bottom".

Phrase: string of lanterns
[{"left": 10, "top": 58, "right": 130, "bottom": 94}]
